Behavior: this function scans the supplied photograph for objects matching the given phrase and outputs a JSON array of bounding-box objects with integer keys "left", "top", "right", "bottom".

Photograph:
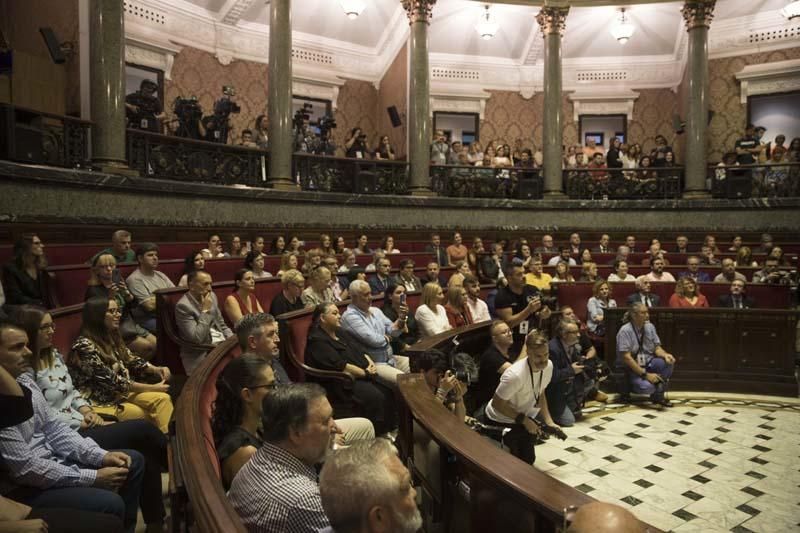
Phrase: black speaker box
[
  {"left": 354, "top": 171, "right": 377, "bottom": 194},
  {"left": 725, "top": 176, "right": 751, "bottom": 199},
  {"left": 517, "top": 179, "right": 541, "bottom": 200},
  {"left": 13, "top": 125, "right": 45, "bottom": 163},
  {"left": 387, "top": 106, "right": 402, "bottom": 128},
  {"left": 39, "top": 27, "right": 66, "bottom": 64}
]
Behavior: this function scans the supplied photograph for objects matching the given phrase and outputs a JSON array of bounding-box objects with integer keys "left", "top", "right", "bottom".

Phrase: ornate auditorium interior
[{"left": 0, "top": 0, "right": 799, "bottom": 532}]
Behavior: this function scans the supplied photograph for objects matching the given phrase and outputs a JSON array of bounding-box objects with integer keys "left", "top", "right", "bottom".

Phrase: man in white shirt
[
  {"left": 463, "top": 275, "right": 490, "bottom": 322},
  {"left": 484, "top": 331, "right": 561, "bottom": 464},
  {"left": 641, "top": 258, "right": 675, "bottom": 283},
  {"left": 547, "top": 246, "right": 577, "bottom": 267}
]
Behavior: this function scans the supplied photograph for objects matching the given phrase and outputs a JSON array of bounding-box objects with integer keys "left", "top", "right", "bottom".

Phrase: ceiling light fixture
[
  {"left": 475, "top": 5, "right": 499, "bottom": 40},
  {"left": 781, "top": 1, "right": 800, "bottom": 20},
  {"left": 610, "top": 8, "right": 635, "bottom": 44},
  {"left": 339, "top": 0, "right": 366, "bottom": 20}
]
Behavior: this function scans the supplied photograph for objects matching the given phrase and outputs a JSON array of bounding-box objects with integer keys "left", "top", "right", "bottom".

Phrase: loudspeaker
[
  {"left": 354, "top": 171, "right": 377, "bottom": 194},
  {"left": 39, "top": 27, "right": 66, "bottom": 64},
  {"left": 726, "top": 175, "right": 751, "bottom": 199},
  {"left": 387, "top": 106, "right": 402, "bottom": 128},
  {"left": 13, "top": 125, "right": 45, "bottom": 163},
  {"left": 517, "top": 178, "right": 542, "bottom": 200}
]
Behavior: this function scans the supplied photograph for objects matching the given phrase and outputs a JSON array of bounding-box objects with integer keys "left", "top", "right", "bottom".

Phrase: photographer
[
  {"left": 374, "top": 135, "right": 396, "bottom": 161},
  {"left": 125, "top": 79, "right": 165, "bottom": 133},
  {"left": 546, "top": 320, "right": 600, "bottom": 427},
  {"left": 413, "top": 350, "right": 472, "bottom": 422},
  {"left": 345, "top": 127, "right": 369, "bottom": 159},
  {"left": 171, "top": 96, "right": 205, "bottom": 140},
  {"left": 494, "top": 263, "right": 553, "bottom": 356},
  {"left": 204, "top": 86, "right": 240, "bottom": 144}
]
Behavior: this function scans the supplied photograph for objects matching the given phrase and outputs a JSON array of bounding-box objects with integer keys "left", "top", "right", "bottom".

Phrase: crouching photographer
[{"left": 413, "top": 350, "right": 477, "bottom": 423}]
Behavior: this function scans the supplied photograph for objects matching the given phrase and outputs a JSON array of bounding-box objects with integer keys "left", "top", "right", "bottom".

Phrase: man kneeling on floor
[{"left": 615, "top": 303, "right": 676, "bottom": 409}]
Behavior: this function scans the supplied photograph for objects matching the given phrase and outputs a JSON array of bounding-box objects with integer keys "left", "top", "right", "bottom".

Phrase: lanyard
[{"left": 526, "top": 358, "right": 544, "bottom": 407}]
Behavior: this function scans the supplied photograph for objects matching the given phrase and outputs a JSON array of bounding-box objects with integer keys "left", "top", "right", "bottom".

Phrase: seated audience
[
  {"left": 587, "top": 280, "right": 616, "bottom": 336},
  {"left": 341, "top": 280, "right": 410, "bottom": 382},
  {"left": 535, "top": 234, "right": 557, "bottom": 254},
  {"left": 206, "top": 234, "right": 227, "bottom": 258},
  {"left": 69, "top": 298, "right": 173, "bottom": 433},
  {"left": 679, "top": 255, "right": 711, "bottom": 283},
  {"left": 92, "top": 230, "right": 135, "bottom": 264},
  {"left": 394, "top": 259, "right": 422, "bottom": 293},
  {"left": 423, "top": 261, "right": 447, "bottom": 287},
  {"left": 412, "top": 350, "right": 469, "bottom": 421},
  {"left": 227, "top": 384, "right": 334, "bottom": 532},
  {"left": 306, "top": 303, "right": 397, "bottom": 435},
  {"left": 700, "top": 245, "right": 721, "bottom": 266},
  {"left": 301, "top": 266, "right": 334, "bottom": 308},
  {"left": 15, "top": 306, "right": 168, "bottom": 531},
  {"left": 86, "top": 254, "right": 156, "bottom": 359},
  {"left": 525, "top": 255, "right": 552, "bottom": 290},
  {"left": 446, "top": 232, "right": 468, "bottom": 266},
  {"left": 378, "top": 235, "right": 400, "bottom": 255},
  {"left": 447, "top": 260, "right": 472, "bottom": 288},
  {"left": 414, "top": 282, "right": 451, "bottom": 339},
  {"left": 467, "top": 237, "right": 484, "bottom": 275},
  {"left": 270, "top": 269, "right": 305, "bottom": 317},
  {"left": 317, "top": 234, "right": 335, "bottom": 257},
  {"left": 365, "top": 250, "right": 385, "bottom": 273},
  {"left": 734, "top": 246, "right": 758, "bottom": 268},
  {"left": 593, "top": 234, "right": 612, "bottom": 254},
  {"left": 286, "top": 236, "right": 304, "bottom": 255},
  {"left": 477, "top": 321, "right": 515, "bottom": 410},
  {"left": 641, "top": 257, "right": 675, "bottom": 283},
  {"left": 607, "top": 259, "right": 635, "bottom": 282},
  {"left": 270, "top": 235, "right": 286, "bottom": 255},
  {"left": 547, "top": 246, "right": 577, "bottom": 266},
  {"left": 579, "top": 249, "right": 593, "bottom": 265},
  {"left": 616, "top": 303, "right": 676, "bottom": 408},
  {"left": 551, "top": 261, "right": 575, "bottom": 284},
  {"left": 463, "top": 274, "right": 490, "bottom": 322},
  {"left": 3, "top": 234, "right": 48, "bottom": 307},
  {"left": 380, "top": 282, "right": 419, "bottom": 355},
  {"left": 425, "top": 233, "right": 448, "bottom": 267},
  {"left": 668, "top": 277, "right": 709, "bottom": 308},
  {"left": 675, "top": 235, "right": 691, "bottom": 254},
  {"left": 624, "top": 235, "right": 637, "bottom": 252},
  {"left": 579, "top": 262, "right": 601, "bottom": 283},
  {"left": 627, "top": 278, "right": 660, "bottom": 307},
  {"left": 714, "top": 258, "right": 747, "bottom": 284},
  {"left": 251, "top": 236, "right": 266, "bottom": 255},
  {"left": 126, "top": 244, "right": 175, "bottom": 333},
  {"left": 717, "top": 279, "right": 755, "bottom": 309},
  {"left": 319, "top": 439, "right": 422, "bottom": 533},
  {"left": 495, "top": 264, "right": 552, "bottom": 355},
  {"left": 224, "top": 269, "right": 264, "bottom": 325},
  {"left": 546, "top": 320, "right": 601, "bottom": 426},
  {"left": 444, "top": 285, "right": 473, "bottom": 328},
  {"left": 244, "top": 250, "right": 272, "bottom": 279},
  {"left": 333, "top": 236, "right": 347, "bottom": 255},
  {"left": 178, "top": 250, "right": 205, "bottom": 287},
  {"left": 276, "top": 252, "right": 299, "bottom": 277},
  {"left": 175, "top": 271, "right": 233, "bottom": 375},
  {"left": 354, "top": 234, "right": 372, "bottom": 255},
  {"left": 480, "top": 243, "right": 506, "bottom": 283},
  {"left": 753, "top": 257, "right": 792, "bottom": 285},
  {"left": 369, "top": 258, "right": 392, "bottom": 295},
  {"left": 768, "top": 245, "right": 791, "bottom": 267},
  {"left": 0, "top": 321, "right": 144, "bottom": 531},
  {"left": 338, "top": 249, "right": 357, "bottom": 273},
  {"left": 757, "top": 233, "right": 774, "bottom": 254},
  {"left": 301, "top": 249, "right": 322, "bottom": 277},
  {"left": 228, "top": 235, "right": 249, "bottom": 258},
  {"left": 483, "top": 331, "right": 560, "bottom": 464}
]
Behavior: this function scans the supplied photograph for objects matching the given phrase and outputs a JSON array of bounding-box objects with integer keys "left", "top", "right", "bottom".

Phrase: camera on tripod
[
  {"left": 214, "top": 86, "right": 241, "bottom": 117},
  {"left": 293, "top": 103, "right": 313, "bottom": 131},
  {"left": 318, "top": 115, "right": 337, "bottom": 135},
  {"left": 172, "top": 96, "right": 203, "bottom": 139}
]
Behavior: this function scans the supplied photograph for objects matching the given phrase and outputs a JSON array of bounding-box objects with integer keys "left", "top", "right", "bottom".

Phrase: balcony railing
[
  {"left": 0, "top": 104, "right": 91, "bottom": 169},
  {"left": 431, "top": 164, "right": 543, "bottom": 199},
  {"left": 564, "top": 166, "right": 683, "bottom": 200},
  {"left": 292, "top": 152, "right": 408, "bottom": 194},
  {"left": 126, "top": 129, "right": 269, "bottom": 187},
  {"left": 708, "top": 162, "right": 800, "bottom": 199}
]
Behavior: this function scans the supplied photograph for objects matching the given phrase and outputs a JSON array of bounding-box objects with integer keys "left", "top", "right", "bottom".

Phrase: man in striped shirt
[{"left": 228, "top": 383, "right": 336, "bottom": 532}]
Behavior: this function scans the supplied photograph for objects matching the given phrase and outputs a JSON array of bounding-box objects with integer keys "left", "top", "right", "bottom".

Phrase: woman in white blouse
[{"left": 414, "top": 282, "right": 451, "bottom": 338}]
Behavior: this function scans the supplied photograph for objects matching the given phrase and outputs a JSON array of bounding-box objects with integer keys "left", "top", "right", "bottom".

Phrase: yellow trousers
[{"left": 93, "top": 391, "right": 174, "bottom": 434}]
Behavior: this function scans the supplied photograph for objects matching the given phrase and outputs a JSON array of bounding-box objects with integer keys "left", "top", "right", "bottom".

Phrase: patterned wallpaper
[
  {"left": 332, "top": 80, "right": 379, "bottom": 157},
  {"left": 165, "top": 47, "right": 269, "bottom": 141},
  {"left": 628, "top": 89, "right": 678, "bottom": 159},
  {"left": 707, "top": 47, "right": 800, "bottom": 162},
  {"left": 377, "top": 44, "right": 408, "bottom": 158}
]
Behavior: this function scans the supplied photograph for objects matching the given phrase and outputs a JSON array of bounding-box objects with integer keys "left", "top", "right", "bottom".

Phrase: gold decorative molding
[
  {"left": 536, "top": 6, "right": 569, "bottom": 36},
  {"left": 402, "top": 0, "right": 436, "bottom": 25},
  {"left": 681, "top": 1, "right": 715, "bottom": 31}
]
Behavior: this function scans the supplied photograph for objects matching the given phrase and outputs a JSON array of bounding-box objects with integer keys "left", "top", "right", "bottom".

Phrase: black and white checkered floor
[{"left": 534, "top": 394, "right": 800, "bottom": 532}]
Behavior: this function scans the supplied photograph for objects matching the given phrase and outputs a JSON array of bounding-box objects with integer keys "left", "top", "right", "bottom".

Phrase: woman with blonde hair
[
  {"left": 735, "top": 246, "right": 758, "bottom": 268},
  {"left": 444, "top": 284, "right": 473, "bottom": 328},
  {"left": 318, "top": 234, "right": 335, "bottom": 256},
  {"left": 276, "top": 251, "right": 299, "bottom": 277},
  {"left": 551, "top": 261, "right": 575, "bottom": 284},
  {"left": 414, "top": 282, "right": 451, "bottom": 338},
  {"left": 587, "top": 280, "right": 617, "bottom": 336},
  {"left": 668, "top": 277, "right": 709, "bottom": 308}
]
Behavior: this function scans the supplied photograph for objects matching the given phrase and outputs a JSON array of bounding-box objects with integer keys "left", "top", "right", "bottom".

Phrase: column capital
[
  {"left": 402, "top": 0, "right": 436, "bottom": 24},
  {"left": 681, "top": 1, "right": 715, "bottom": 31},
  {"left": 536, "top": 6, "right": 569, "bottom": 36}
]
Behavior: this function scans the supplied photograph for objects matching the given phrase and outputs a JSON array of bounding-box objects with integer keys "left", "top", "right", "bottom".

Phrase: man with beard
[{"left": 641, "top": 257, "right": 675, "bottom": 283}]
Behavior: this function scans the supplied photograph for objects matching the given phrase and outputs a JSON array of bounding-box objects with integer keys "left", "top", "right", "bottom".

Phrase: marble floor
[{"left": 534, "top": 394, "right": 800, "bottom": 532}]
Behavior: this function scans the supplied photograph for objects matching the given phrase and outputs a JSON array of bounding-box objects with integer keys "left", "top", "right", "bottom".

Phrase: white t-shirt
[
  {"left": 414, "top": 304, "right": 451, "bottom": 338},
  {"left": 607, "top": 273, "right": 636, "bottom": 282},
  {"left": 486, "top": 358, "right": 553, "bottom": 424}
]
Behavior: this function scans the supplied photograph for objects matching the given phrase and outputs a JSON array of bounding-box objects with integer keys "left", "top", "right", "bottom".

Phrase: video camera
[
  {"left": 318, "top": 115, "right": 337, "bottom": 136},
  {"left": 213, "top": 86, "right": 241, "bottom": 117},
  {"left": 293, "top": 103, "right": 313, "bottom": 131},
  {"left": 172, "top": 96, "right": 204, "bottom": 139}
]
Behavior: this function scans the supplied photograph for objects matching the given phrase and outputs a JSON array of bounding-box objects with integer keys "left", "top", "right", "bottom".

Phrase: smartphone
[
  {"left": 112, "top": 270, "right": 122, "bottom": 285},
  {"left": 400, "top": 293, "right": 407, "bottom": 305}
]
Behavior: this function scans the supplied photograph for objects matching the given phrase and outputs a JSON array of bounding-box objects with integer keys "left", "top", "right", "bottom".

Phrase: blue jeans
[
  {"left": 9, "top": 449, "right": 145, "bottom": 533},
  {"left": 627, "top": 358, "right": 674, "bottom": 401}
]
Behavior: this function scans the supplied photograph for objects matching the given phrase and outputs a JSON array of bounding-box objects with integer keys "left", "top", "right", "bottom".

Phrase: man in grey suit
[{"left": 175, "top": 270, "right": 233, "bottom": 375}]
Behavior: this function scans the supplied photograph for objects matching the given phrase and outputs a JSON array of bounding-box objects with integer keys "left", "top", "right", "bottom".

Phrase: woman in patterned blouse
[{"left": 68, "top": 297, "right": 174, "bottom": 433}]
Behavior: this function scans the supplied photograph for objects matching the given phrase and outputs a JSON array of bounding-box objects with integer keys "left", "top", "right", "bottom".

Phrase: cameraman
[
  {"left": 125, "top": 79, "right": 165, "bottom": 132},
  {"left": 171, "top": 97, "right": 205, "bottom": 140},
  {"left": 545, "top": 320, "right": 600, "bottom": 427},
  {"left": 412, "top": 350, "right": 469, "bottom": 422},
  {"left": 345, "top": 127, "right": 369, "bottom": 159}
]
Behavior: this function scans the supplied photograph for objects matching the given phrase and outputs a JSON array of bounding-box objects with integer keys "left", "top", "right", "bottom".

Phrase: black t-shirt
[
  {"left": 478, "top": 344, "right": 511, "bottom": 408},
  {"left": 306, "top": 327, "right": 369, "bottom": 372},
  {"left": 269, "top": 291, "right": 304, "bottom": 318},
  {"left": 493, "top": 285, "right": 543, "bottom": 351},
  {"left": 735, "top": 136, "right": 757, "bottom": 164}
]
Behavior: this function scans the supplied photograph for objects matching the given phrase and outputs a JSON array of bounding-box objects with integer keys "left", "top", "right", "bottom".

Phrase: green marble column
[
  {"left": 268, "top": 0, "right": 297, "bottom": 190},
  {"left": 90, "top": 0, "right": 129, "bottom": 171},
  {"left": 682, "top": 1, "right": 715, "bottom": 198},
  {"left": 403, "top": 0, "right": 436, "bottom": 196},
  {"left": 537, "top": 6, "right": 569, "bottom": 198}
]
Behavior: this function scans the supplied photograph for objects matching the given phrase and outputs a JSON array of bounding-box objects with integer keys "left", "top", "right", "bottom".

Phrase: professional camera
[
  {"left": 293, "top": 103, "right": 313, "bottom": 131},
  {"left": 205, "top": 86, "right": 240, "bottom": 144},
  {"left": 214, "top": 86, "right": 241, "bottom": 116},
  {"left": 318, "top": 115, "right": 337, "bottom": 135},
  {"left": 449, "top": 352, "right": 478, "bottom": 385},
  {"left": 172, "top": 96, "right": 204, "bottom": 139}
]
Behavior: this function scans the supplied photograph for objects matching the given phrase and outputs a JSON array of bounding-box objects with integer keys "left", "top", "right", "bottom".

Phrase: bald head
[{"left": 568, "top": 502, "right": 644, "bottom": 533}]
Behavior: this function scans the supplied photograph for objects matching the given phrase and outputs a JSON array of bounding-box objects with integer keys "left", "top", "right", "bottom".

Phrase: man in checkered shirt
[{"left": 228, "top": 383, "right": 337, "bottom": 532}]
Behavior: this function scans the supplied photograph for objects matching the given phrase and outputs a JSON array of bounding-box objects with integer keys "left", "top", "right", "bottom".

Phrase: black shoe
[{"left": 658, "top": 399, "right": 673, "bottom": 408}]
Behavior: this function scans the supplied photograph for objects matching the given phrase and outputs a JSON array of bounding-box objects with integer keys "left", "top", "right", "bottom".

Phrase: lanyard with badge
[
  {"left": 634, "top": 325, "right": 647, "bottom": 366},
  {"left": 525, "top": 357, "right": 544, "bottom": 419}
]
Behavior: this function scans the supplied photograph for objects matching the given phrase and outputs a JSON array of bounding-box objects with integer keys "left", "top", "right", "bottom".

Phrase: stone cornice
[{"left": 734, "top": 59, "right": 800, "bottom": 104}]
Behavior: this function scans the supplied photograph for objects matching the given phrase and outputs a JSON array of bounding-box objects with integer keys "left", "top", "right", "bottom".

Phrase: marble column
[
  {"left": 89, "top": 0, "right": 129, "bottom": 171},
  {"left": 403, "top": 0, "right": 436, "bottom": 196},
  {"left": 268, "top": 0, "right": 297, "bottom": 190},
  {"left": 537, "top": 6, "right": 569, "bottom": 198},
  {"left": 682, "top": 1, "right": 715, "bottom": 198}
]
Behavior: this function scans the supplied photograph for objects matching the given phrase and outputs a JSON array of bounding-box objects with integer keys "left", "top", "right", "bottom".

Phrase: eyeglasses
[{"left": 248, "top": 382, "right": 277, "bottom": 391}]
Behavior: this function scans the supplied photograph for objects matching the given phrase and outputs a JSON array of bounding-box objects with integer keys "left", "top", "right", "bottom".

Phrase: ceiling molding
[
  {"left": 568, "top": 90, "right": 640, "bottom": 121},
  {"left": 216, "top": 0, "right": 258, "bottom": 25},
  {"left": 124, "top": 38, "right": 183, "bottom": 80},
  {"left": 734, "top": 59, "right": 800, "bottom": 104}
]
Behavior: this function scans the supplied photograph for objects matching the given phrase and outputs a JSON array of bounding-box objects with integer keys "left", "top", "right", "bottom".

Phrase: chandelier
[
  {"left": 781, "top": 1, "right": 800, "bottom": 20},
  {"left": 475, "top": 5, "right": 499, "bottom": 40},
  {"left": 610, "top": 8, "right": 635, "bottom": 44},
  {"left": 339, "top": 0, "right": 366, "bottom": 20}
]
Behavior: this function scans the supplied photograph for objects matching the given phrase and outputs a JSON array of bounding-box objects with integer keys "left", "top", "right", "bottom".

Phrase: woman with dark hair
[
  {"left": 354, "top": 234, "right": 371, "bottom": 255},
  {"left": 318, "top": 234, "right": 335, "bottom": 256},
  {"left": 223, "top": 269, "right": 264, "bottom": 325},
  {"left": 253, "top": 114, "right": 268, "bottom": 148},
  {"left": 286, "top": 235, "right": 303, "bottom": 254},
  {"left": 276, "top": 252, "right": 299, "bottom": 277},
  {"left": 768, "top": 246, "right": 791, "bottom": 267},
  {"left": 305, "top": 303, "right": 396, "bottom": 435},
  {"left": 378, "top": 236, "right": 401, "bottom": 255},
  {"left": 3, "top": 234, "right": 48, "bottom": 306},
  {"left": 269, "top": 235, "right": 286, "bottom": 255},
  {"left": 333, "top": 235, "right": 347, "bottom": 254},
  {"left": 244, "top": 250, "right": 272, "bottom": 279},
  {"left": 86, "top": 253, "right": 156, "bottom": 359},
  {"left": 228, "top": 235, "right": 249, "bottom": 258},
  {"left": 212, "top": 354, "right": 274, "bottom": 488},
  {"left": 68, "top": 297, "right": 173, "bottom": 433},
  {"left": 178, "top": 250, "right": 205, "bottom": 287},
  {"left": 13, "top": 305, "right": 168, "bottom": 532},
  {"left": 381, "top": 282, "right": 418, "bottom": 354}
]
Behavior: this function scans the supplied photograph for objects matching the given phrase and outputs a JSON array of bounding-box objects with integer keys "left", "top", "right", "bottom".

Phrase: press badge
[{"left": 519, "top": 320, "right": 529, "bottom": 335}]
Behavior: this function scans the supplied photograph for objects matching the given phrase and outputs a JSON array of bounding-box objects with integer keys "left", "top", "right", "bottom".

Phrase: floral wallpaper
[
  {"left": 377, "top": 44, "right": 408, "bottom": 158},
  {"left": 332, "top": 80, "right": 379, "bottom": 157},
  {"left": 628, "top": 89, "right": 679, "bottom": 159}
]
